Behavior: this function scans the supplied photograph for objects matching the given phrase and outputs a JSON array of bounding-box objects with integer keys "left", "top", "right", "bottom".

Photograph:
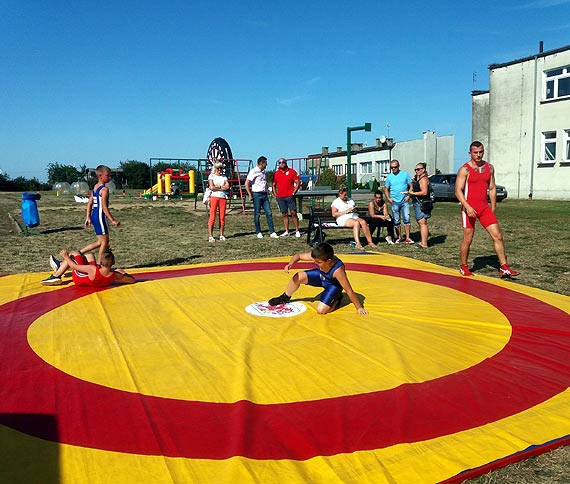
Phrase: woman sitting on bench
[{"left": 331, "top": 187, "right": 377, "bottom": 249}]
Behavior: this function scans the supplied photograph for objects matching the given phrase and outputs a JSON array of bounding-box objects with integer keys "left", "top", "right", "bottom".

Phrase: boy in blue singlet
[
  {"left": 268, "top": 242, "right": 368, "bottom": 315},
  {"left": 81, "top": 165, "right": 121, "bottom": 263}
]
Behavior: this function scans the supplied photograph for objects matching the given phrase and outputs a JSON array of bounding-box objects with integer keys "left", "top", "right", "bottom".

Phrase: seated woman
[
  {"left": 367, "top": 190, "right": 396, "bottom": 244},
  {"left": 331, "top": 187, "right": 377, "bottom": 249}
]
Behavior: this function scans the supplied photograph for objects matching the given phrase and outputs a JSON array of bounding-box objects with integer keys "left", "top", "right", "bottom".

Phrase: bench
[{"left": 306, "top": 207, "right": 385, "bottom": 247}]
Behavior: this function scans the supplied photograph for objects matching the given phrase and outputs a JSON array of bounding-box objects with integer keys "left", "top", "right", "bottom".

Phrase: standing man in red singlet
[{"left": 455, "top": 141, "right": 519, "bottom": 278}]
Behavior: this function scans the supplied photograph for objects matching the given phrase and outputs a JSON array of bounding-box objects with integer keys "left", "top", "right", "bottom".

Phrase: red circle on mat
[{"left": 0, "top": 262, "right": 569, "bottom": 459}]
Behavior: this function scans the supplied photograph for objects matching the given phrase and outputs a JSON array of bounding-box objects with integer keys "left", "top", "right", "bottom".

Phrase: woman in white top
[
  {"left": 331, "top": 187, "right": 377, "bottom": 249},
  {"left": 207, "top": 162, "right": 230, "bottom": 242}
]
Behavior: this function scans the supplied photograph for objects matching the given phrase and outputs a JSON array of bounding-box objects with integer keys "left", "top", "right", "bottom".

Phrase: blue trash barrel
[{"left": 21, "top": 192, "right": 41, "bottom": 228}]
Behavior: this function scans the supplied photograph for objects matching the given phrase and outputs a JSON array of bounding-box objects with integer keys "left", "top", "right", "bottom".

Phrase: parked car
[{"left": 429, "top": 174, "right": 508, "bottom": 202}]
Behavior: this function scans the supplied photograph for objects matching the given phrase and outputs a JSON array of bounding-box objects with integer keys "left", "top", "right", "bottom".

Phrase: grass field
[{"left": 1, "top": 190, "right": 569, "bottom": 482}]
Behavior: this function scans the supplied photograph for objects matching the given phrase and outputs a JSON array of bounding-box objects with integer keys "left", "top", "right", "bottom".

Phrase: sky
[{"left": 1, "top": 0, "right": 569, "bottom": 182}]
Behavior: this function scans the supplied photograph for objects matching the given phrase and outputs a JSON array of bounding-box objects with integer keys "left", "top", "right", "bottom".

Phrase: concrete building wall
[
  {"left": 472, "top": 91, "right": 490, "bottom": 148},
  {"left": 326, "top": 131, "right": 454, "bottom": 186},
  {"left": 474, "top": 46, "right": 570, "bottom": 199}
]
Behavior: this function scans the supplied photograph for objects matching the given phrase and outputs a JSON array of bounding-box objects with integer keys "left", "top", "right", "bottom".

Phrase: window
[
  {"left": 360, "top": 162, "right": 372, "bottom": 174},
  {"left": 351, "top": 163, "right": 356, "bottom": 175},
  {"left": 541, "top": 131, "right": 557, "bottom": 162},
  {"left": 544, "top": 65, "right": 570, "bottom": 101},
  {"left": 333, "top": 164, "right": 344, "bottom": 176},
  {"left": 565, "top": 129, "right": 570, "bottom": 161}
]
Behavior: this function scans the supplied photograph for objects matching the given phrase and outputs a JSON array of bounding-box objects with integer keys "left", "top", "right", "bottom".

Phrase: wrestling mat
[{"left": 0, "top": 253, "right": 569, "bottom": 484}]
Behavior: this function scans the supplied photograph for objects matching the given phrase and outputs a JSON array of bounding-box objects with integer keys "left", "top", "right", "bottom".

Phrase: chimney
[
  {"left": 322, "top": 146, "right": 329, "bottom": 156},
  {"left": 376, "top": 138, "right": 382, "bottom": 147},
  {"left": 337, "top": 146, "right": 342, "bottom": 153},
  {"left": 539, "top": 40, "right": 544, "bottom": 53}
]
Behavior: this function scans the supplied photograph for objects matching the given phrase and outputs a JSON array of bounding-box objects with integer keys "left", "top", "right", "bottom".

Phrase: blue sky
[{"left": 1, "top": 0, "right": 569, "bottom": 182}]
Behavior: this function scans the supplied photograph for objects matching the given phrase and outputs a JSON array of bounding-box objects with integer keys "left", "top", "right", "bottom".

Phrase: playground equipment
[
  {"left": 196, "top": 138, "right": 252, "bottom": 214},
  {"left": 143, "top": 162, "right": 196, "bottom": 199}
]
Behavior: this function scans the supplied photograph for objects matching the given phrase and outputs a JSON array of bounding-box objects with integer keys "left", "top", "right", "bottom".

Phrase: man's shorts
[
  {"left": 305, "top": 268, "right": 342, "bottom": 307},
  {"left": 71, "top": 254, "right": 96, "bottom": 286},
  {"left": 461, "top": 204, "right": 498, "bottom": 229},
  {"left": 276, "top": 196, "right": 297, "bottom": 214}
]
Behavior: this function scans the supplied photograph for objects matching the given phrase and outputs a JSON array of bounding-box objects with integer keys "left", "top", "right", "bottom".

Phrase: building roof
[{"left": 489, "top": 44, "right": 570, "bottom": 70}]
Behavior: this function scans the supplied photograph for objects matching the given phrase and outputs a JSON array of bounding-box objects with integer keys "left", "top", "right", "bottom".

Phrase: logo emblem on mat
[{"left": 245, "top": 301, "right": 307, "bottom": 318}]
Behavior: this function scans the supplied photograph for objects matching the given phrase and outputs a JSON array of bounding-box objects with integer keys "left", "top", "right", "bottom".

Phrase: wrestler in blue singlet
[
  {"left": 304, "top": 257, "right": 344, "bottom": 306},
  {"left": 90, "top": 185, "right": 109, "bottom": 236}
]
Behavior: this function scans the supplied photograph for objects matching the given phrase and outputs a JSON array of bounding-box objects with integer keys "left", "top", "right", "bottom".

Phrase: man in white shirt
[{"left": 245, "top": 156, "right": 278, "bottom": 239}]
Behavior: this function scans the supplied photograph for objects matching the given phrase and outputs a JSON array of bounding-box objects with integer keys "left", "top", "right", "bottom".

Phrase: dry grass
[{"left": 1, "top": 191, "right": 569, "bottom": 481}]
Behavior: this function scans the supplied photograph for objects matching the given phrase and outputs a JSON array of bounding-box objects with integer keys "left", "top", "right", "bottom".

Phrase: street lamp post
[{"left": 346, "top": 123, "right": 372, "bottom": 197}]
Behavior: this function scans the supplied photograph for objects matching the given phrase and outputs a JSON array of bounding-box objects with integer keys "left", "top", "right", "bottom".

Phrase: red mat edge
[{"left": 441, "top": 436, "right": 570, "bottom": 483}]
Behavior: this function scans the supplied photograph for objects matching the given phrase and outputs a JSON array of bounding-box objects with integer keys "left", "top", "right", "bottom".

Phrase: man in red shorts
[
  {"left": 455, "top": 141, "right": 519, "bottom": 278},
  {"left": 272, "top": 158, "right": 301, "bottom": 237}
]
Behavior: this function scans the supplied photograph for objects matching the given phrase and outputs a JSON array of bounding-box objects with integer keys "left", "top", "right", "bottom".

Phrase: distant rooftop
[{"left": 489, "top": 44, "right": 570, "bottom": 70}]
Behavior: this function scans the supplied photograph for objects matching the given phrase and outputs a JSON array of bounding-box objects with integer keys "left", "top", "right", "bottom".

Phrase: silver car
[{"left": 429, "top": 174, "right": 508, "bottom": 202}]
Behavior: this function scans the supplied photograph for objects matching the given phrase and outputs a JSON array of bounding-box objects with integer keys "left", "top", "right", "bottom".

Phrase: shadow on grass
[
  {"left": 41, "top": 226, "right": 85, "bottom": 235},
  {"left": 131, "top": 255, "right": 201, "bottom": 268},
  {"left": 472, "top": 255, "right": 500, "bottom": 273}
]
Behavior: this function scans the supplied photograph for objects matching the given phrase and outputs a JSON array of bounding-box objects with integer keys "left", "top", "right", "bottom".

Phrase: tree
[
  {"left": 47, "top": 163, "right": 83, "bottom": 185},
  {"left": 119, "top": 160, "right": 151, "bottom": 189}
]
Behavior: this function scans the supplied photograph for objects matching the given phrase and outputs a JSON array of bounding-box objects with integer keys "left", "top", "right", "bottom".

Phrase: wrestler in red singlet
[
  {"left": 71, "top": 254, "right": 115, "bottom": 287},
  {"left": 460, "top": 161, "right": 498, "bottom": 229}
]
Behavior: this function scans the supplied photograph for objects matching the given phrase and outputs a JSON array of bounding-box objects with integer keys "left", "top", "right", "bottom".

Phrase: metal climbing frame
[{"left": 195, "top": 158, "right": 252, "bottom": 214}]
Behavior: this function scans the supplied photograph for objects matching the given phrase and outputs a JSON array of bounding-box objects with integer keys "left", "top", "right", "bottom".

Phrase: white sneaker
[
  {"left": 280, "top": 231, "right": 290, "bottom": 237},
  {"left": 386, "top": 237, "right": 395, "bottom": 245},
  {"left": 295, "top": 231, "right": 301, "bottom": 238},
  {"left": 256, "top": 233, "right": 263, "bottom": 239},
  {"left": 270, "top": 232, "right": 279, "bottom": 239},
  {"left": 49, "top": 255, "right": 61, "bottom": 272}
]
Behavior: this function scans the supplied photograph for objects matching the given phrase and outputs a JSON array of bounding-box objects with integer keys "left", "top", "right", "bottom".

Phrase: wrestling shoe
[
  {"left": 459, "top": 265, "right": 473, "bottom": 277},
  {"left": 49, "top": 255, "right": 61, "bottom": 272},
  {"left": 268, "top": 293, "right": 291, "bottom": 306},
  {"left": 41, "top": 275, "right": 62, "bottom": 286},
  {"left": 499, "top": 265, "right": 520, "bottom": 277}
]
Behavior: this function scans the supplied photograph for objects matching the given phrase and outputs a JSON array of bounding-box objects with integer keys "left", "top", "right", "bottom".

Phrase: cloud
[
  {"left": 275, "top": 95, "right": 304, "bottom": 106},
  {"left": 305, "top": 76, "right": 322, "bottom": 85}
]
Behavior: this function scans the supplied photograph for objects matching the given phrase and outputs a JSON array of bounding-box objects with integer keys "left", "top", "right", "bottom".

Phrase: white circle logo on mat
[{"left": 245, "top": 301, "right": 307, "bottom": 318}]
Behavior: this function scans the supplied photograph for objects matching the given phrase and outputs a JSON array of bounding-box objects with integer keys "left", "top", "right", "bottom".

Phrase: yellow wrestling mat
[{"left": 0, "top": 253, "right": 569, "bottom": 483}]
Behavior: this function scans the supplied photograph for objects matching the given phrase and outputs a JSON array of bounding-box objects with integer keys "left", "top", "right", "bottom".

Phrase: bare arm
[
  {"left": 100, "top": 187, "right": 120, "bottom": 227},
  {"left": 85, "top": 194, "right": 93, "bottom": 227},
  {"left": 368, "top": 201, "right": 385, "bottom": 219},
  {"left": 383, "top": 186, "right": 392, "bottom": 204},
  {"left": 455, "top": 166, "right": 477, "bottom": 217},
  {"left": 113, "top": 270, "right": 136, "bottom": 284},
  {"left": 488, "top": 164, "right": 497, "bottom": 212},
  {"left": 331, "top": 201, "right": 354, "bottom": 219},
  {"left": 245, "top": 179, "right": 253, "bottom": 199},
  {"left": 284, "top": 251, "right": 313, "bottom": 272},
  {"left": 410, "top": 177, "right": 429, "bottom": 197},
  {"left": 333, "top": 266, "right": 367, "bottom": 315}
]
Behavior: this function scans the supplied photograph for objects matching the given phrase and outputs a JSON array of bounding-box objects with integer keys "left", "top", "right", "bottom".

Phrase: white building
[
  {"left": 472, "top": 44, "right": 570, "bottom": 200},
  {"left": 312, "top": 131, "right": 454, "bottom": 186}
]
